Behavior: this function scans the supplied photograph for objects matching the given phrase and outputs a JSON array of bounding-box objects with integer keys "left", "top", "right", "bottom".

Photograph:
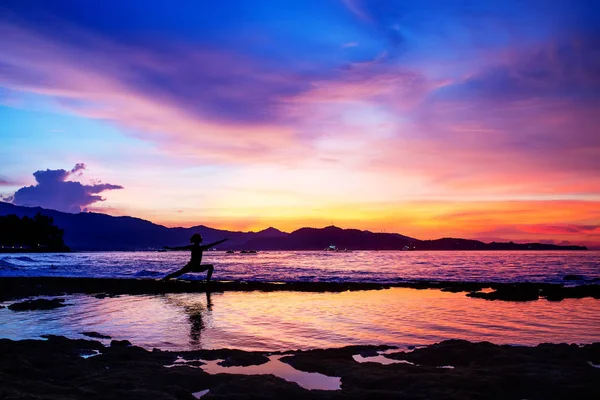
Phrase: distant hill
[
  {"left": 0, "top": 202, "right": 284, "bottom": 251},
  {"left": 241, "top": 226, "right": 416, "bottom": 250},
  {"left": 0, "top": 202, "right": 588, "bottom": 251}
]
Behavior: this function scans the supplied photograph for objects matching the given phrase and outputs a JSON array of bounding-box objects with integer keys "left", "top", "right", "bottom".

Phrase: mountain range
[{"left": 0, "top": 202, "right": 588, "bottom": 251}]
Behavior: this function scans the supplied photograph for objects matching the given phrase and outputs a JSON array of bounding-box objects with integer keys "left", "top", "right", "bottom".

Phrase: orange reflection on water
[{"left": 0, "top": 288, "right": 598, "bottom": 351}]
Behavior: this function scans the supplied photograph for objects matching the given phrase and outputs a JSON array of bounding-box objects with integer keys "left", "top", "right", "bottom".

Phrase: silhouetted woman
[{"left": 163, "top": 234, "right": 228, "bottom": 281}]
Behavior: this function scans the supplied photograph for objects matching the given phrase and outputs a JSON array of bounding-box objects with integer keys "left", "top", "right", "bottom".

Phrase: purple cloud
[
  {"left": 70, "top": 163, "right": 86, "bottom": 175},
  {"left": 12, "top": 164, "right": 123, "bottom": 213}
]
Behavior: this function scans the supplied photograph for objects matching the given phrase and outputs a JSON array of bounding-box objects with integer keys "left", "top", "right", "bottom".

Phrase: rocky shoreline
[
  {"left": 0, "top": 335, "right": 598, "bottom": 399},
  {"left": 0, "top": 277, "right": 599, "bottom": 302}
]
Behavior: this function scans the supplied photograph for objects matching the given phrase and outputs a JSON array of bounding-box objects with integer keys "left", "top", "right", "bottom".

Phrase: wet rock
[
  {"left": 284, "top": 339, "right": 600, "bottom": 399},
  {"left": 1, "top": 336, "right": 599, "bottom": 399},
  {"left": 280, "top": 345, "right": 396, "bottom": 377},
  {"left": 8, "top": 298, "right": 66, "bottom": 311},
  {"left": 542, "top": 285, "right": 600, "bottom": 301},
  {"left": 185, "top": 360, "right": 206, "bottom": 368},
  {"left": 217, "top": 352, "right": 269, "bottom": 367},
  {"left": 467, "top": 285, "right": 540, "bottom": 301},
  {"left": 0, "top": 277, "right": 598, "bottom": 303},
  {"left": 82, "top": 331, "right": 112, "bottom": 339},
  {"left": 177, "top": 349, "right": 271, "bottom": 367},
  {"left": 440, "top": 283, "right": 485, "bottom": 293},
  {"left": 564, "top": 274, "right": 585, "bottom": 281},
  {"left": 358, "top": 349, "right": 380, "bottom": 357}
]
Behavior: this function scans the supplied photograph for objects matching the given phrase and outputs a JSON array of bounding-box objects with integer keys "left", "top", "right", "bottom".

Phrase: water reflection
[
  {"left": 0, "top": 288, "right": 599, "bottom": 351},
  {"left": 199, "top": 356, "right": 341, "bottom": 390},
  {"left": 164, "top": 292, "right": 213, "bottom": 349}
]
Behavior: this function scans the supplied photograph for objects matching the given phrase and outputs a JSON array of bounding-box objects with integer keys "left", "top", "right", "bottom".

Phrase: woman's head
[{"left": 190, "top": 233, "right": 203, "bottom": 244}]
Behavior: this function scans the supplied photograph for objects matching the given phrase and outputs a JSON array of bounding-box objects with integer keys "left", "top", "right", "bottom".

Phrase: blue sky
[{"left": 1, "top": 0, "right": 599, "bottom": 245}]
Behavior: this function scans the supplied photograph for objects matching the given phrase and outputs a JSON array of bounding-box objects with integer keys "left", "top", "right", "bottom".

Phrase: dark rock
[
  {"left": 0, "top": 305, "right": 5, "bottom": 309},
  {"left": 82, "top": 331, "right": 112, "bottom": 339},
  {"left": 467, "top": 285, "right": 540, "bottom": 301},
  {"left": 177, "top": 348, "right": 271, "bottom": 367},
  {"left": 111, "top": 339, "right": 132, "bottom": 347},
  {"left": 542, "top": 285, "right": 600, "bottom": 301},
  {"left": 284, "top": 339, "right": 600, "bottom": 398},
  {"left": 564, "top": 274, "right": 585, "bottom": 281},
  {"left": 185, "top": 360, "right": 206, "bottom": 367},
  {"left": 0, "top": 277, "right": 598, "bottom": 303},
  {"left": 218, "top": 353, "right": 269, "bottom": 367},
  {"left": 8, "top": 298, "right": 66, "bottom": 311},
  {"left": 1, "top": 336, "right": 599, "bottom": 399},
  {"left": 440, "top": 282, "right": 485, "bottom": 293},
  {"left": 359, "top": 349, "right": 380, "bottom": 357}
]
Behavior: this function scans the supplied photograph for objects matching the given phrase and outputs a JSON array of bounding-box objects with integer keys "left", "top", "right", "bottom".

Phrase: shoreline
[
  {"left": 1, "top": 277, "right": 599, "bottom": 302},
  {"left": 1, "top": 335, "right": 598, "bottom": 399}
]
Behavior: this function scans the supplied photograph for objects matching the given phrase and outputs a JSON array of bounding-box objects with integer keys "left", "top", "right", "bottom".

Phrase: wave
[
  {"left": 13, "top": 256, "right": 36, "bottom": 262},
  {"left": 0, "top": 259, "right": 18, "bottom": 270}
]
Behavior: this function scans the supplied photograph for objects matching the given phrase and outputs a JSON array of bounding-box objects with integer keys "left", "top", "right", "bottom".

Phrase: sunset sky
[{"left": 1, "top": 0, "right": 599, "bottom": 247}]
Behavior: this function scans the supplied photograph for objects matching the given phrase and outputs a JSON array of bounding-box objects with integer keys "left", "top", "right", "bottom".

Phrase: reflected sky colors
[
  {"left": 1, "top": 289, "right": 599, "bottom": 351},
  {"left": 1, "top": 1, "right": 599, "bottom": 246}
]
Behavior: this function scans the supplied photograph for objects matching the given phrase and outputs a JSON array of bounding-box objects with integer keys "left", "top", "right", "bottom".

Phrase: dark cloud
[
  {"left": 70, "top": 162, "right": 86, "bottom": 175},
  {"left": 11, "top": 164, "right": 123, "bottom": 213}
]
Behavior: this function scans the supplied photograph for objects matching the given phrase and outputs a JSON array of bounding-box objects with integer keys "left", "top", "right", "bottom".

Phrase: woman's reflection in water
[
  {"left": 187, "top": 292, "right": 213, "bottom": 345},
  {"left": 166, "top": 292, "right": 213, "bottom": 348}
]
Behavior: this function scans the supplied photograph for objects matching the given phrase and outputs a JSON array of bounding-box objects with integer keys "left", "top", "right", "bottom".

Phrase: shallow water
[
  {"left": 0, "top": 250, "right": 599, "bottom": 284},
  {"left": 1, "top": 288, "right": 598, "bottom": 351},
  {"left": 198, "top": 356, "right": 341, "bottom": 390}
]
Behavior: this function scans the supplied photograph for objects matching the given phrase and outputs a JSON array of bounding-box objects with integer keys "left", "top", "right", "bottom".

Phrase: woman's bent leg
[
  {"left": 163, "top": 264, "right": 191, "bottom": 280},
  {"left": 190, "top": 264, "right": 214, "bottom": 281},
  {"left": 206, "top": 265, "right": 214, "bottom": 282}
]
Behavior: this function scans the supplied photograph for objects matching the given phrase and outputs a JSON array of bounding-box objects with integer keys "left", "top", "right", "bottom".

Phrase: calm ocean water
[
  {"left": 0, "top": 250, "right": 598, "bottom": 283},
  {"left": 1, "top": 251, "right": 599, "bottom": 350}
]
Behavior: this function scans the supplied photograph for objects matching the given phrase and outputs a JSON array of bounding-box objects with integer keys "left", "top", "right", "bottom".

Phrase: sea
[
  {"left": 1, "top": 250, "right": 599, "bottom": 284},
  {"left": 1, "top": 250, "right": 599, "bottom": 351}
]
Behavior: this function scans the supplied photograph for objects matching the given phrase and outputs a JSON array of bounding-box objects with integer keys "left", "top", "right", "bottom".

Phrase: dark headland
[{"left": 0, "top": 202, "right": 588, "bottom": 251}]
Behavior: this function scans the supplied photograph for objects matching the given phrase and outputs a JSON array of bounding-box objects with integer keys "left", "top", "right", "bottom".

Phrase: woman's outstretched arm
[{"left": 201, "top": 238, "right": 229, "bottom": 250}]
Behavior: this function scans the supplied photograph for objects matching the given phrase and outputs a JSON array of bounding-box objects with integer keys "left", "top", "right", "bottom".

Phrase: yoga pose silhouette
[{"left": 163, "top": 234, "right": 228, "bottom": 281}]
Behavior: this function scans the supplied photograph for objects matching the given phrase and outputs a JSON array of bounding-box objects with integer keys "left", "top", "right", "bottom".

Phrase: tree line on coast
[{"left": 0, "top": 213, "right": 70, "bottom": 252}]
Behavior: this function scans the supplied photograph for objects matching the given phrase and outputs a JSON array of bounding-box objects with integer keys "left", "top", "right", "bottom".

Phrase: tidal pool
[{"left": 1, "top": 288, "right": 599, "bottom": 351}]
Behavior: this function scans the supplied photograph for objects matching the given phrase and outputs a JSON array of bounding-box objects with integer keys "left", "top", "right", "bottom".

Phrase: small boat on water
[{"left": 324, "top": 245, "right": 351, "bottom": 253}]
